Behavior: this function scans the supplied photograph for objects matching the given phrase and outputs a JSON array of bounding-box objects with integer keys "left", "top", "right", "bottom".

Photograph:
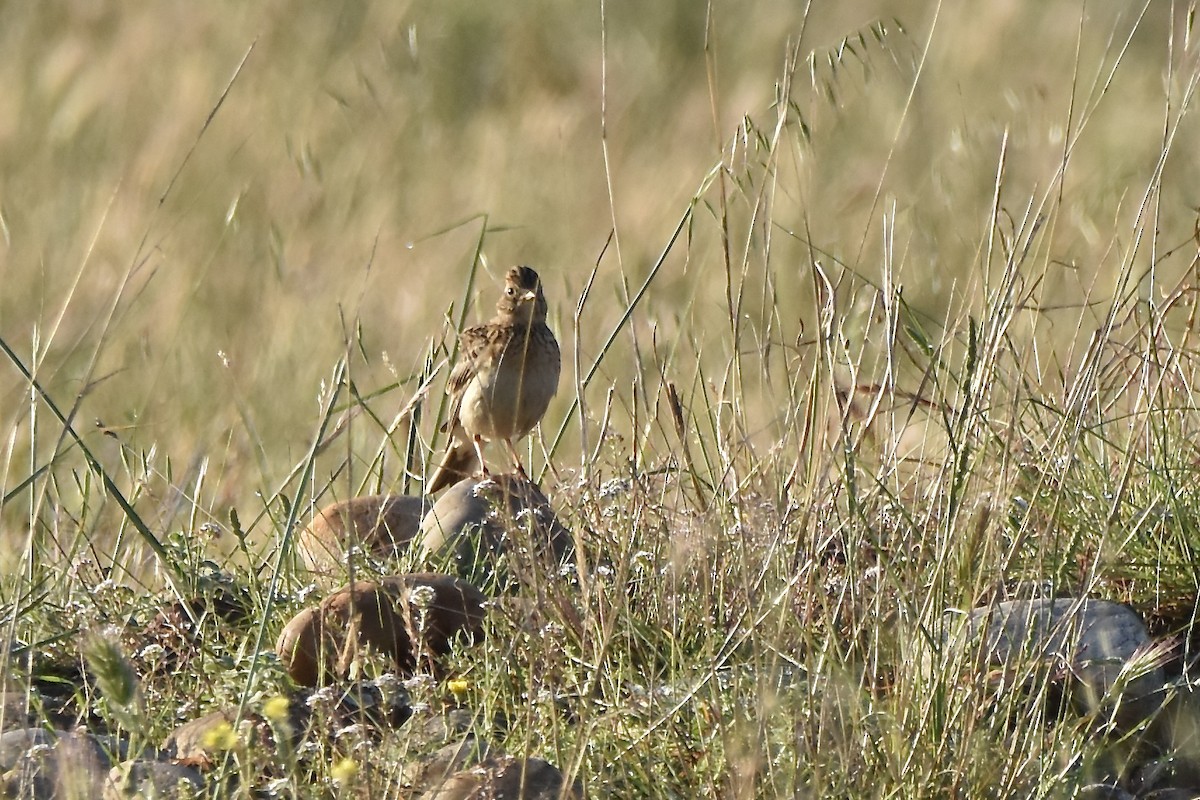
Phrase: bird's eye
[{"left": 506, "top": 287, "right": 516, "bottom": 296}]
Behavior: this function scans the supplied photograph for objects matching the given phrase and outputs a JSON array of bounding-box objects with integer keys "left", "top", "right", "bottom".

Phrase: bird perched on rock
[{"left": 428, "top": 266, "right": 560, "bottom": 493}]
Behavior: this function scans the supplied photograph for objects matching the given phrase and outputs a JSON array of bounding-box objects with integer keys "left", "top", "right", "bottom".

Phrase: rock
[
  {"left": 1132, "top": 786, "right": 1200, "bottom": 800},
  {"left": 948, "top": 598, "right": 1164, "bottom": 731},
  {"left": 313, "top": 680, "right": 413, "bottom": 730},
  {"left": 276, "top": 573, "right": 487, "bottom": 686},
  {"left": 161, "top": 709, "right": 238, "bottom": 764},
  {"left": 410, "top": 709, "right": 477, "bottom": 744},
  {"left": 103, "top": 759, "right": 204, "bottom": 799},
  {"left": 0, "top": 728, "right": 125, "bottom": 799},
  {"left": 1142, "top": 689, "right": 1200, "bottom": 784},
  {"left": 419, "top": 755, "right": 581, "bottom": 800},
  {"left": 418, "top": 475, "right": 573, "bottom": 587},
  {"left": 161, "top": 706, "right": 293, "bottom": 769},
  {"left": 276, "top": 609, "right": 325, "bottom": 688},
  {"left": 298, "top": 495, "right": 428, "bottom": 575},
  {"left": 403, "top": 735, "right": 494, "bottom": 794},
  {"left": 0, "top": 691, "right": 36, "bottom": 732},
  {"left": 163, "top": 687, "right": 411, "bottom": 768},
  {"left": 1140, "top": 790, "right": 1200, "bottom": 800},
  {"left": 1077, "top": 785, "right": 1135, "bottom": 800}
]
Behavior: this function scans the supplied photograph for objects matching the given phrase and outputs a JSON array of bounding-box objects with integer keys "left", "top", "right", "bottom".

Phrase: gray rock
[
  {"left": 411, "top": 709, "right": 477, "bottom": 744},
  {"left": 1077, "top": 785, "right": 1134, "bottom": 800},
  {"left": 1142, "top": 790, "right": 1200, "bottom": 800},
  {"left": 103, "top": 759, "right": 204, "bottom": 799},
  {"left": 1145, "top": 688, "right": 1200, "bottom": 769},
  {"left": 0, "top": 728, "right": 126, "bottom": 799},
  {"left": 947, "top": 598, "right": 1164, "bottom": 731},
  {"left": 0, "top": 692, "right": 36, "bottom": 733},
  {"left": 419, "top": 474, "right": 573, "bottom": 588}
]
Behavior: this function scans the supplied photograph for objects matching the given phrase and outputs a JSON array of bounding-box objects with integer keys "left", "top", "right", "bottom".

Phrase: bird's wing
[{"left": 447, "top": 323, "right": 497, "bottom": 397}]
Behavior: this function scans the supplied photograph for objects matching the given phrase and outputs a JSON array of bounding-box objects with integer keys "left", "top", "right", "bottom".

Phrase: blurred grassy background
[{"left": 0, "top": 1, "right": 1195, "bottom": 552}]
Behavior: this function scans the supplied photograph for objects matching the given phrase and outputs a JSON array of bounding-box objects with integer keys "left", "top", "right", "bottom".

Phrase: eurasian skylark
[{"left": 427, "top": 266, "right": 560, "bottom": 493}]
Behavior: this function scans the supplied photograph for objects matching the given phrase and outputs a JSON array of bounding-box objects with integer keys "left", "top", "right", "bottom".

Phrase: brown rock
[
  {"left": 298, "top": 495, "right": 428, "bottom": 575},
  {"left": 160, "top": 708, "right": 283, "bottom": 768},
  {"left": 403, "top": 735, "right": 494, "bottom": 794},
  {"left": 161, "top": 709, "right": 237, "bottom": 764},
  {"left": 420, "top": 755, "right": 582, "bottom": 800},
  {"left": 276, "top": 574, "right": 486, "bottom": 686}
]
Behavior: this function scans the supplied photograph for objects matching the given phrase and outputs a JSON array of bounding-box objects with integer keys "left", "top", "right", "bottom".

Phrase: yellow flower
[
  {"left": 447, "top": 678, "right": 470, "bottom": 700},
  {"left": 331, "top": 757, "right": 358, "bottom": 784},
  {"left": 202, "top": 721, "right": 240, "bottom": 751},
  {"left": 262, "top": 695, "right": 291, "bottom": 723}
]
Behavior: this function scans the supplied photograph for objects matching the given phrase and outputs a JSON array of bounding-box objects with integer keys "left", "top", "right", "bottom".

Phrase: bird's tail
[{"left": 427, "top": 429, "right": 480, "bottom": 493}]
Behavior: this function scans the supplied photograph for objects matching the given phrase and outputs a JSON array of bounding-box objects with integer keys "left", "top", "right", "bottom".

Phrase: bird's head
[{"left": 496, "top": 265, "right": 548, "bottom": 325}]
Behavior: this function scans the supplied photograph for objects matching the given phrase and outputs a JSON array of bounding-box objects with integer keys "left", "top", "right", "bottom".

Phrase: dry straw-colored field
[
  {"left": 3, "top": 1, "right": 1200, "bottom": 796},
  {"left": 3, "top": 2, "right": 1192, "bottom": 502}
]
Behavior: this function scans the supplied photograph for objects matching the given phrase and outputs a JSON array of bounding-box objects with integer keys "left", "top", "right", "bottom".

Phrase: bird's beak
[{"left": 521, "top": 290, "right": 538, "bottom": 301}]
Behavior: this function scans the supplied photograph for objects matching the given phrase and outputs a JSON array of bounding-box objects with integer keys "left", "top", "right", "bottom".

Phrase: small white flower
[
  {"left": 409, "top": 585, "right": 436, "bottom": 609},
  {"left": 264, "top": 778, "right": 291, "bottom": 797},
  {"left": 334, "top": 723, "right": 368, "bottom": 740},
  {"left": 297, "top": 741, "right": 322, "bottom": 759},
  {"left": 599, "top": 478, "right": 630, "bottom": 499},
  {"left": 471, "top": 478, "right": 498, "bottom": 496},
  {"left": 138, "top": 643, "right": 166, "bottom": 660},
  {"left": 403, "top": 674, "right": 437, "bottom": 692},
  {"left": 368, "top": 673, "right": 400, "bottom": 692},
  {"left": 306, "top": 687, "right": 337, "bottom": 708}
]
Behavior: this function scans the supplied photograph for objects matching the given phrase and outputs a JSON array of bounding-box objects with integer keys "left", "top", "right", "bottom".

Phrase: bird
[{"left": 427, "top": 266, "right": 560, "bottom": 493}]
